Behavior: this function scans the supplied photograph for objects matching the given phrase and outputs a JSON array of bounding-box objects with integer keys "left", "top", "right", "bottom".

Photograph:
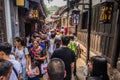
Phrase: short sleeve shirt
[
  {"left": 14, "top": 47, "right": 29, "bottom": 68},
  {"left": 51, "top": 47, "right": 75, "bottom": 76},
  {"left": 9, "top": 59, "right": 22, "bottom": 80}
]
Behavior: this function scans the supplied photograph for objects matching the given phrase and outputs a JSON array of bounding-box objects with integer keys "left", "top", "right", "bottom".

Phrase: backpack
[{"left": 13, "top": 46, "right": 26, "bottom": 57}]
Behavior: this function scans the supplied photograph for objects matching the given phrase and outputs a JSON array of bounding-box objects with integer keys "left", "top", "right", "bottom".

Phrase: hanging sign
[
  {"left": 99, "top": 2, "right": 114, "bottom": 23},
  {"left": 16, "top": 0, "right": 25, "bottom": 6},
  {"left": 32, "top": 10, "right": 39, "bottom": 18}
]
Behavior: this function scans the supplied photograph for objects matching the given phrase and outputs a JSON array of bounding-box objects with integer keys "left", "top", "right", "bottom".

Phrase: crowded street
[{"left": 0, "top": 0, "right": 120, "bottom": 80}]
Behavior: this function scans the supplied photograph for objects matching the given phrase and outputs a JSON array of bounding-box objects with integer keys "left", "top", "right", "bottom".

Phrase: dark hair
[
  {"left": 51, "top": 33, "right": 55, "bottom": 38},
  {"left": 69, "top": 36, "right": 74, "bottom": 40},
  {"left": 47, "top": 58, "right": 65, "bottom": 80},
  {"left": 33, "top": 33, "right": 39, "bottom": 37},
  {"left": 61, "top": 36, "right": 70, "bottom": 46},
  {"left": 32, "top": 39, "right": 39, "bottom": 44},
  {"left": 31, "top": 60, "right": 38, "bottom": 66},
  {"left": 0, "top": 42, "right": 12, "bottom": 55},
  {"left": 90, "top": 56, "right": 109, "bottom": 80},
  {"left": 14, "top": 37, "right": 25, "bottom": 46},
  {"left": 0, "top": 59, "right": 12, "bottom": 76},
  {"left": 73, "top": 33, "right": 76, "bottom": 36}
]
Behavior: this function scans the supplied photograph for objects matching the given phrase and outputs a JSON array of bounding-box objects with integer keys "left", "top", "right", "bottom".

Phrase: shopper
[
  {"left": 0, "top": 60, "right": 13, "bottom": 80},
  {"left": 13, "top": 37, "right": 29, "bottom": 80},
  {"left": 51, "top": 36, "right": 76, "bottom": 80},
  {"left": 0, "top": 42, "right": 22, "bottom": 80},
  {"left": 87, "top": 56, "right": 109, "bottom": 80},
  {"left": 46, "top": 58, "right": 66, "bottom": 80}
]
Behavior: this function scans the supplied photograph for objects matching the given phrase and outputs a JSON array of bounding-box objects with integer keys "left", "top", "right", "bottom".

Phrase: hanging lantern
[{"left": 72, "top": 7, "right": 80, "bottom": 25}]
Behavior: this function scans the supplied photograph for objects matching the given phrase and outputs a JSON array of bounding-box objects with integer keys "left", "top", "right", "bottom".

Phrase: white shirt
[
  {"left": 48, "top": 39, "right": 55, "bottom": 54},
  {"left": 26, "top": 36, "right": 30, "bottom": 47},
  {"left": 60, "top": 28, "right": 64, "bottom": 33},
  {"left": 28, "top": 65, "right": 37, "bottom": 78},
  {"left": 9, "top": 54, "right": 15, "bottom": 60},
  {"left": 55, "top": 35, "right": 61, "bottom": 40},
  {"left": 14, "top": 47, "right": 29, "bottom": 68},
  {"left": 9, "top": 59, "right": 22, "bottom": 80}
]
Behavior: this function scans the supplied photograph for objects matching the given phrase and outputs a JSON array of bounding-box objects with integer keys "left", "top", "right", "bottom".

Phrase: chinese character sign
[
  {"left": 32, "top": 10, "right": 39, "bottom": 18},
  {"left": 16, "top": 0, "right": 24, "bottom": 6},
  {"left": 99, "top": 2, "right": 114, "bottom": 23}
]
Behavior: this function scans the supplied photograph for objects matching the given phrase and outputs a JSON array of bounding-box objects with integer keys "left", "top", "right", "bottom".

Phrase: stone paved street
[{"left": 76, "top": 58, "right": 86, "bottom": 80}]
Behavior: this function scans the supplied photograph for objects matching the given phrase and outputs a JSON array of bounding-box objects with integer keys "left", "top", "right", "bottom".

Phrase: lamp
[{"left": 72, "top": 6, "right": 80, "bottom": 36}]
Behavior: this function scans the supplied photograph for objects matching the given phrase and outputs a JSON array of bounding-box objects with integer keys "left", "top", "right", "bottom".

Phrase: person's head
[
  {"left": 61, "top": 36, "right": 70, "bottom": 46},
  {"left": 0, "top": 42, "right": 12, "bottom": 59},
  {"left": 33, "top": 33, "right": 39, "bottom": 38},
  {"left": 14, "top": 37, "right": 25, "bottom": 47},
  {"left": 47, "top": 58, "right": 66, "bottom": 80},
  {"left": 89, "top": 56, "right": 109, "bottom": 80},
  {"left": 73, "top": 33, "right": 76, "bottom": 36},
  {"left": 51, "top": 33, "right": 55, "bottom": 39},
  {"left": 32, "top": 40, "right": 39, "bottom": 48},
  {"left": 36, "top": 37, "right": 41, "bottom": 43},
  {"left": 0, "top": 60, "right": 12, "bottom": 80},
  {"left": 69, "top": 35, "right": 74, "bottom": 41},
  {"left": 31, "top": 60, "right": 38, "bottom": 67}
]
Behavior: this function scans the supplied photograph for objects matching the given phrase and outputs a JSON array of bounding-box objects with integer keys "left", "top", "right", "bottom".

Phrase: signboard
[
  {"left": 32, "top": 10, "right": 39, "bottom": 18},
  {"left": 72, "top": 8, "right": 80, "bottom": 25},
  {"left": 73, "top": 14, "right": 79, "bottom": 25},
  {"left": 16, "top": 0, "right": 24, "bottom": 6},
  {"left": 99, "top": 2, "right": 114, "bottom": 23}
]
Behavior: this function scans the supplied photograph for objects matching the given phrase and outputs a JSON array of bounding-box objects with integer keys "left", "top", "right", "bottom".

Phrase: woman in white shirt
[
  {"left": 13, "top": 37, "right": 29, "bottom": 80},
  {"left": 48, "top": 34, "right": 55, "bottom": 58}
]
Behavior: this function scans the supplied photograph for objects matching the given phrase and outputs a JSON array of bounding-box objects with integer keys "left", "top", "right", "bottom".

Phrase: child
[{"left": 27, "top": 61, "right": 40, "bottom": 80}]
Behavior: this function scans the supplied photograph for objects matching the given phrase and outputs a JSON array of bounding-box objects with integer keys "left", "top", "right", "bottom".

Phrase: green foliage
[
  {"left": 45, "top": 5, "right": 59, "bottom": 14},
  {"left": 48, "top": 5, "right": 59, "bottom": 11},
  {"left": 46, "top": 7, "right": 51, "bottom": 14}
]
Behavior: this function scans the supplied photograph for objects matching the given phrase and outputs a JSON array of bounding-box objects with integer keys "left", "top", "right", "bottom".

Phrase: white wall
[
  {"left": 4, "top": 0, "right": 13, "bottom": 44},
  {"left": 10, "top": 1, "right": 19, "bottom": 38}
]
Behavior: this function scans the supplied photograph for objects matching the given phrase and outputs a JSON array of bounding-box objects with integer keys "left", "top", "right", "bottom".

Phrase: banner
[
  {"left": 16, "top": 0, "right": 24, "bottom": 6},
  {"left": 99, "top": 2, "right": 114, "bottom": 23}
]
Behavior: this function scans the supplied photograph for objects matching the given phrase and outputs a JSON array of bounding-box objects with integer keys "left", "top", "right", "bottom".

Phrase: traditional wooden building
[
  {"left": 0, "top": 0, "right": 7, "bottom": 42},
  {"left": 18, "top": 0, "right": 47, "bottom": 37},
  {"left": 52, "top": 5, "right": 75, "bottom": 34},
  {"left": 0, "top": 0, "right": 47, "bottom": 44},
  {"left": 0, "top": 0, "right": 15, "bottom": 43},
  {"left": 76, "top": 0, "right": 120, "bottom": 79}
]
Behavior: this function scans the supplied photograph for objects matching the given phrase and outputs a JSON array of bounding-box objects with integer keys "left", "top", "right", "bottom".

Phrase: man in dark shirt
[
  {"left": 51, "top": 36, "right": 75, "bottom": 80},
  {"left": 47, "top": 58, "right": 66, "bottom": 80}
]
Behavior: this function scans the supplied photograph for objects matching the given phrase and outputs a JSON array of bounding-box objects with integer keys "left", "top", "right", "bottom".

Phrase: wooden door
[{"left": 0, "top": 0, "right": 7, "bottom": 42}]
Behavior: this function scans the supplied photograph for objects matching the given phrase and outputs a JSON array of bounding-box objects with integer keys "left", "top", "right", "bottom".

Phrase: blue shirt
[{"left": 30, "top": 43, "right": 45, "bottom": 49}]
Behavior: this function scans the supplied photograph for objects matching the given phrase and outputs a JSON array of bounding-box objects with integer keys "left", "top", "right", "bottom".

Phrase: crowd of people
[{"left": 0, "top": 26, "right": 110, "bottom": 80}]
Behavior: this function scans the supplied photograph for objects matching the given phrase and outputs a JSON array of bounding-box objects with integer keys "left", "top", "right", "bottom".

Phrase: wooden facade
[
  {"left": 0, "top": 0, "right": 7, "bottom": 42},
  {"left": 78, "top": 1, "right": 120, "bottom": 68}
]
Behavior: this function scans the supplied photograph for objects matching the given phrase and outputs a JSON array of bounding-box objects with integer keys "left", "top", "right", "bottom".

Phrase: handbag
[{"left": 41, "top": 60, "right": 48, "bottom": 74}]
